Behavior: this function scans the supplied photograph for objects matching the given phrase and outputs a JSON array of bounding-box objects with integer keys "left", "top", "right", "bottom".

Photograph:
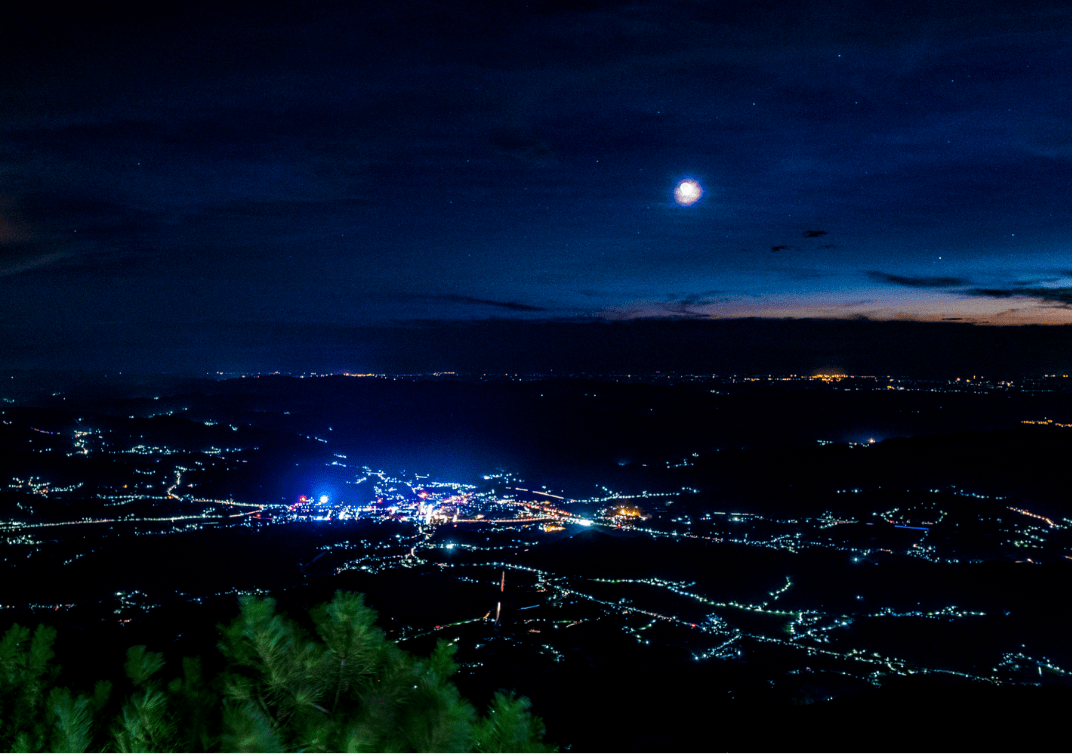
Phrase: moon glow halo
[{"left": 674, "top": 179, "right": 702, "bottom": 206}]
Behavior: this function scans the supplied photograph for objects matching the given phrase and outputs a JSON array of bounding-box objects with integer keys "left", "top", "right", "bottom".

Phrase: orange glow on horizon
[{"left": 596, "top": 292, "right": 1072, "bottom": 326}]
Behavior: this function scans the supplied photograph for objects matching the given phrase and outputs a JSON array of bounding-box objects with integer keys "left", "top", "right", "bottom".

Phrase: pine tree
[
  {"left": 0, "top": 623, "right": 59, "bottom": 751},
  {"left": 0, "top": 591, "right": 554, "bottom": 752},
  {"left": 216, "top": 591, "right": 533, "bottom": 752}
]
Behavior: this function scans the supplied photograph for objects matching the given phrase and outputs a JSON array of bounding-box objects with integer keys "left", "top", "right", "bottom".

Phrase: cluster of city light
[
  {"left": 71, "top": 429, "right": 102, "bottom": 456},
  {"left": 692, "top": 632, "right": 744, "bottom": 661},
  {"left": 584, "top": 568, "right": 1009, "bottom": 685},
  {"left": 6, "top": 476, "right": 84, "bottom": 497},
  {"left": 665, "top": 452, "right": 700, "bottom": 469},
  {"left": 1008, "top": 506, "right": 1058, "bottom": 528},
  {"left": 6, "top": 396, "right": 1071, "bottom": 692},
  {"left": 1, "top": 447, "right": 1037, "bottom": 691},
  {"left": 336, "top": 551, "right": 411, "bottom": 575},
  {"left": 24, "top": 602, "right": 78, "bottom": 612},
  {"left": 1021, "top": 418, "right": 1072, "bottom": 428},
  {"left": 868, "top": 605, "right": 985, "bottom": 620},
  {"left": 790, "top": 613, "right": 854, "bottom": 644},
  {"left": 943, "top": 485, "right": 1006, "bottom": 501},
  {"left": 122, "top": 444, "right": 181, "bottom": 456},
  {"left": 203, "top": 370, "right": 1072, "bottom": 392},
  {"left": 995, "top": 651, "right": 1070, "bottom": 678},
  {"left": 578, "top": 486, "right": 682, "bottom": 506},
  {"left": 767, "top": 576, "right": 793, "bottom": 602}
]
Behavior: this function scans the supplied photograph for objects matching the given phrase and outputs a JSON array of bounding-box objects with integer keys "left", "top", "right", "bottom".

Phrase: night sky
[{"left": 3, "top": 1, "right": 1072, "bottom": 375}]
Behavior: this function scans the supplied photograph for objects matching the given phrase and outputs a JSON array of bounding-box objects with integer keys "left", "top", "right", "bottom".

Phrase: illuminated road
[{"left": 0, "top": 497, "right": 263, "bottom": 531}]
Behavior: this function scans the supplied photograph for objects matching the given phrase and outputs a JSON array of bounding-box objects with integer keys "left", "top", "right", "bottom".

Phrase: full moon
[{"left": 674, "top": 179, "right": 702, "bottom": 206}]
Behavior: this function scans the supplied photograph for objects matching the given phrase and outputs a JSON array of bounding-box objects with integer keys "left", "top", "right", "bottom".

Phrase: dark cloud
[
  {"left": 0, "top": 197, "right": 75, "bottom": 276},
  {"left": 965, "top": 287, "right": 1072, "bottom": 307},
  {"left": 654, "top": 292, "right": 725, "bottom": 318},
  {"left": 489, "top": 127, "right": 554, "bottom": 165},
  {"left": 802, "top": 230, "right": 827, "bottom": 238},
  {"left": 1018, "top": 121, "right": 1072, "bottom": 159},
  {"left": 771, "top": 245, "right": 790, "bottom": 252},
  {"left": 0, "top": 242, "right": 74, "bottom": 277},
  {"left": 0, "top": 197, "right": 34, "bottom": 246},
  {"left": 440, "top": 295, "right": 548, "bottom": 312},
  {"left": 786, "top": 268, "right": 823, "bottom": 280},
  {"left": 868, "top": 272, "right": 968, "bottom": 288}
]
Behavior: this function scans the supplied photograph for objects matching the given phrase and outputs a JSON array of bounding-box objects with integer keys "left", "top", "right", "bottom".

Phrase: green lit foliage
[
  {"left": 0, "top": 623, "right": 58, "bottom": 751},
  {"left": 46, "top": 686, "right": 93, "bottom": 753},
  {"left": 472, "top": 692, "right": 549, "bottom": 753},
  {"left": 111, "top": 646, "right": 177, "bottom": 752},
  {"left": 0, "top": 592, "right": 553, "bottom": 752},
  {"left": 217, "top": 591, "right": 550, "bottom": 752},
  {"left": 167, "top": 656, "right": 217, "bottom": 752},
  {"left": 0, "top": 623, "right": 115, "bottom": 754}
]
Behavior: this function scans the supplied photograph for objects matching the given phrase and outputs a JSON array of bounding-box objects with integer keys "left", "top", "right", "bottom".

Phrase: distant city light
[{"left": 6, "top": 370, "right": 1069, "bottom": 697}]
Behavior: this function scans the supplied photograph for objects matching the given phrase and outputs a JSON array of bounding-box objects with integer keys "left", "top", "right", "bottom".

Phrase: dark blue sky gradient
[{"left": 3, "top": 1, "right": 1072, "bottom": 374}]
